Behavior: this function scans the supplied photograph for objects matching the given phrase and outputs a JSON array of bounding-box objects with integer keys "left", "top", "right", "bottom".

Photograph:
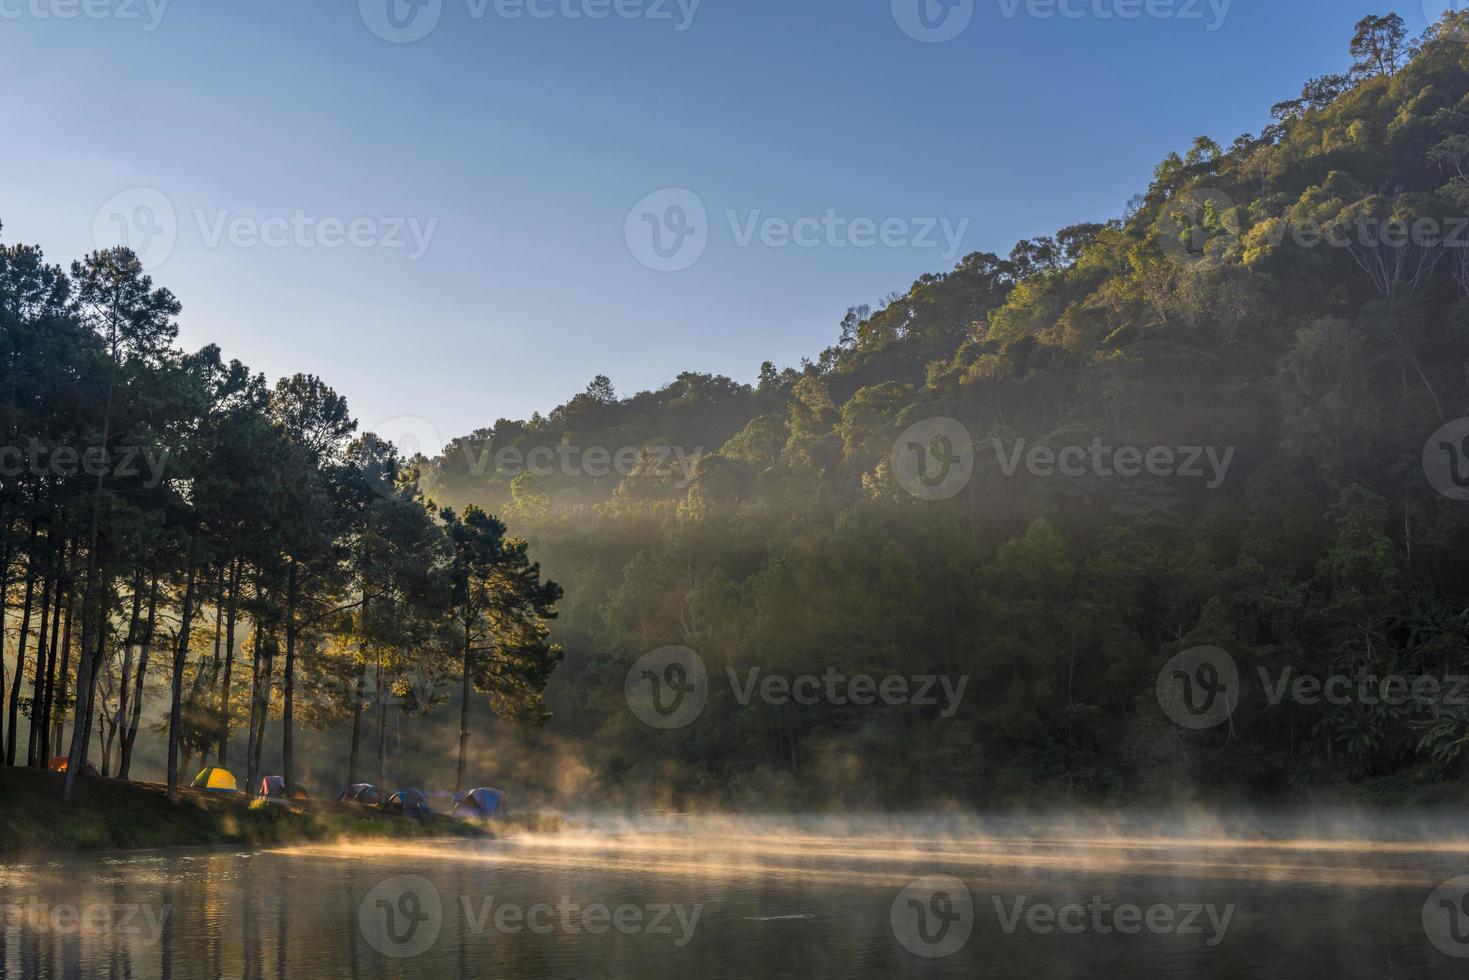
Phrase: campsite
[
  {"left": 8, "top": 6, "right": 1469, "bottom": 977},
  {"left": 0, "top": 765, "right": 517, "bottom": 855}
]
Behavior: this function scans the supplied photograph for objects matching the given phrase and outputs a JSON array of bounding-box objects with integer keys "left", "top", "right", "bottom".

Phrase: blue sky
[{"left": 0, "top": 0, "right": 1439, "bottom": 451}]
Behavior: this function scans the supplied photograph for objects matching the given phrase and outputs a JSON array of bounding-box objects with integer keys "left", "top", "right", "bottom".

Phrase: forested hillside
[
  {"left": 6, "top": 11, "right": 1469, "bottom": 813},
  {"left": 420, "top": 12, "right": 1469, "bottom": 808}
]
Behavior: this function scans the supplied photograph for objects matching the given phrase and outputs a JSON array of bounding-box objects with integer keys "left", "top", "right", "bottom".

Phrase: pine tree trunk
[
  {"left": 51, "top": 590, "right": 74, "bottom": 756},
  {"left": 457, "top": 623, "right": 472, "bottom": 795},
  {"left": 346, "top": 669, "right": 364, "bottom": 787},
  {"left": 64, "top": 344, "right": 115, "bottom": 803},
  {"left": 100, "top": 710, "right": 114, "bottom": 777},
  {"left": 206, "top": 563, "right": 223, "bottom": 763},
  {"left": 96, "top": 705, "right": 109, "bottom": 776},
  {"left": 167, "top": 564, "right": 199, "bottom": 802},
  {"left": 118, "top": 575, "right": 159, "bottom": 780},
  {"left": 0, "top": 535, "right": 11, "bottom": 765},
  {"left": 247, "top": 617, "right": 274, "bottom": 797},
  {"left": 112, "top": 570, "right": 144, "bottom": 771},
  {"left": 245, "top": 621, "right": 263, "bottom": 795},
  {"left": 66, "top": 588, "right": 110, "bottom": 798},
  {"left": 8, "top": 520, "right": 39, "bottom": 765},
  {"left": 282, "top": 559, "right": 298, "bottom": 791},
  {"left": 37, "top": 538, "right": 67, "bottom": 765},
  {"left": 217, "top": 557, "right": 239, "bottom": 767},
  {"left": 26, "top": 554, "right": 54, "bottom": 767},
  {"left": 375, "top": 653, "right": 387, "bottom": 791}
]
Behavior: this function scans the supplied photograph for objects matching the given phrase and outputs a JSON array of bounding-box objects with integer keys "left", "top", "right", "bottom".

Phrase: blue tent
[
  {"left": 261, "top": 775, "right": 287, "bottom": 798},
  {"left": 451, "top": 788, "right": 506, "bottom": 819},
  {"left": 382, "top": 788, "right": 431, "bottom": 818},
  {"left": 336, "top": 783, "right": 380, "bottom": 805}
]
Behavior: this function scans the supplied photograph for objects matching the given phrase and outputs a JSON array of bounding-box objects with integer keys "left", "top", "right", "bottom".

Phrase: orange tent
[{"left": 47, "top": 756, "right": 98, "bottom": 775}]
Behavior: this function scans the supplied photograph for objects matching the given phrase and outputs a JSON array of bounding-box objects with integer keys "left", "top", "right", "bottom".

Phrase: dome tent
[
  {"left": 47, "top": 756, "right": 99, "bottom": 775},
  {"left": 451, "top": 788, "right": 506, "bottom": 819},
  {"left": 190, "top": 767, "right": 239, "bottom": 792},
  {"left": 382, "top": 788, "right": 431, "bottom": 818},
  {"left": 336, "top": 783, "right": 380, "bottom": 805}
]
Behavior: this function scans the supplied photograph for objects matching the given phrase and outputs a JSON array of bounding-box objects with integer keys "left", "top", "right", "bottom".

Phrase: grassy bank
[{"left": 0, "top": 767, "right": 499, "bottom": 856}]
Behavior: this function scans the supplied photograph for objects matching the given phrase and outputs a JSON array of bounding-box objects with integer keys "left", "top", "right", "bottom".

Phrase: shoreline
[{"left": 0, "top": 767, "right": 500, "bottom": 859}]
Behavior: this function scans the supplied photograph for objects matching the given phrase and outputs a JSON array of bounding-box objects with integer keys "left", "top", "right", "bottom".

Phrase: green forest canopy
[{"left": 4, "top": 10, "right": 1469, "bottom": 810}]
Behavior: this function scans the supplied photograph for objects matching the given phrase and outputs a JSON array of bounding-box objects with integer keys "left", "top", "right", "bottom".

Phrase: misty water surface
[{"left": 3, "top": 812, "right": 1469, "bottom": 978}]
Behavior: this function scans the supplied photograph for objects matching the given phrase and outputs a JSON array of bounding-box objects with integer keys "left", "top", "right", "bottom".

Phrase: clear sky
[{"left": 0, "top": 0, "right": 1440, "bottom": 451}]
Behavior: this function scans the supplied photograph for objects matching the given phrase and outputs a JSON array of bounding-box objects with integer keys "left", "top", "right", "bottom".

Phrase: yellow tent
[{"left": 190, "top": 767, "right": 239, "bottom": 792}]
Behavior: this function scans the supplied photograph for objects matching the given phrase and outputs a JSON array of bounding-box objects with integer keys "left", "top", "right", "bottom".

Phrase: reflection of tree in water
[{"left": 242, "top": 857, "right": 260, "bottom": 980}]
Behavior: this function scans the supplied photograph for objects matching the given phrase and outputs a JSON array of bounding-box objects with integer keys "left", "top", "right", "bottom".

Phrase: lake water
[{"left": 4, "top": 812, "right": 1469, "bottom": 978}]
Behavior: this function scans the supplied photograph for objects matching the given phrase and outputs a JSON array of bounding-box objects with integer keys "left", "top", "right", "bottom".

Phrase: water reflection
[{"left": 2, "top": 814, "right": 1469, "bottom": 978}]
